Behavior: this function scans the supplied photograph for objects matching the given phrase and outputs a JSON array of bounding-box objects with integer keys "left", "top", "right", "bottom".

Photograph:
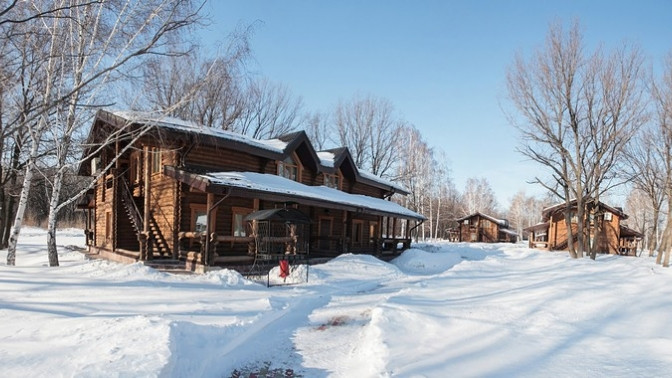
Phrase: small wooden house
[
  {"left": 77, "top": 110, "right": 425, "bottom": 271},
  {"left": 455, "top": 212, "right": 518, "bottom": 243},
  {"left": 524, "top": 200, "right": 642, "bottom": 255}
]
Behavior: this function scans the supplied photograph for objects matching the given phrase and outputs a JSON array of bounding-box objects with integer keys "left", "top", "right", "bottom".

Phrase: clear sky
[{"left": 197, "top": 0, "right": 672, "bottom": 209}]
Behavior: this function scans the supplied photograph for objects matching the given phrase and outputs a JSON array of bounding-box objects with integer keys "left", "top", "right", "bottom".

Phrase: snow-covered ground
[{"left": 2, "top": 228, "right": 672, "bottom": 377}]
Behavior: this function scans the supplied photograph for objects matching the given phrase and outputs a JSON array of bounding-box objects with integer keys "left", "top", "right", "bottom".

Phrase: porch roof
[
  {"left": 523, "top": 222, "right": 549, "bottom": 232},
  {"left": 165, "top": 166, "right": 426, "bottom": 221}
]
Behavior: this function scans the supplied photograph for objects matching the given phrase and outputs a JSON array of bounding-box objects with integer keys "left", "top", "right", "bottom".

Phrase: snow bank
[{"left": 392, "top": 247, "right": 463, "bottom": 275}]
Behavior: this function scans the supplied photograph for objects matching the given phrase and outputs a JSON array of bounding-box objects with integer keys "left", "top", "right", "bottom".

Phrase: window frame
[
  {"left": 323, "top": 172, "right": 342, "bottom": 190},
  {"left": 150, "top": 147, "right": 161, "bottom": 175},
  {"left": 277, "top": 153, "right": 301, "bottom": 182}
]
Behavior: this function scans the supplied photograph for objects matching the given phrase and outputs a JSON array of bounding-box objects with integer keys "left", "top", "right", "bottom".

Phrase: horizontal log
[
  {"left": 179, "top": 231, "right": 206, "bottom": 239},
  {"left": 212, "top": 235, "right": 255, "bottom": 243},
  {"left": 213, "top": 255, "right": 255, "bottom": 264}
]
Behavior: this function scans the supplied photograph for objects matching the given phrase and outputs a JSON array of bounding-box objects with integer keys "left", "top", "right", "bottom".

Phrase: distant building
[
  {"left": 524, "top": 199, "right": 643, "bottom": 255},
  {"left": 455, "top": 212, "right": 518, "bottom": 243}
]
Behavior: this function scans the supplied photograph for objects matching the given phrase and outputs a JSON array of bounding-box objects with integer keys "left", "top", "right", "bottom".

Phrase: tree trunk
[
  {"left": 6, "top": 156, "right": 36, "bottom": 266},
  {"left": 46, "top": 168, "right": 65, "bottom": 267},
  {"left": 649, "top": 207, "right": 660, "bottom": 257}
]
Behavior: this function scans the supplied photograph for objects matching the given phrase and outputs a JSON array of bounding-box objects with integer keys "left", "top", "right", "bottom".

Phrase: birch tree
[
  {"left": 5, "top": 0, "right": 65, "bottom": 266},
  {"left": 4, "top": 0, "right": 204, "bottom": 266},
  {"left": 460, "top": 177, "right": 498, "bottom": 216}
]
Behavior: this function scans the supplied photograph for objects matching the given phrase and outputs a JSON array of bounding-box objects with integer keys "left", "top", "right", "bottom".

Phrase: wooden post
[
  {"left": 203, "top": 193, "right": 214, "bottom": 266},
  {"left": 142, "top": 146, "right": 151, "bottom": 260}
]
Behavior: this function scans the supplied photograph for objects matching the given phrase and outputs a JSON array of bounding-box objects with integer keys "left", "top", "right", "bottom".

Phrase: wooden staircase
[
  {"left": 120, "top": 178, "right": 143, "bottom": 235},
  {"left": 119, "top": 177, "right": 171, "bottom": 259}
]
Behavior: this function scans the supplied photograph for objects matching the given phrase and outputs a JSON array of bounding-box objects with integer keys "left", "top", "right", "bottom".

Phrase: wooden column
[
  {"left": 141, "top": 146, "right": 151, "bottom": 260},
  {"left": 204, "top": 192, "right": 214, "bottom": 266}
]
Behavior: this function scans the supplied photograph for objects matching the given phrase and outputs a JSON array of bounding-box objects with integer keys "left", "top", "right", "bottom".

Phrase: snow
[
  {"left": 111, "top": 110, "right": 286, "bottom": 154},
  {"left": 316, "top": 151, "right": 336, "bottom": 168},
  {"left": 3, "top": 229, "right": 672, "bottom": 377},
  {"left": 204, "top": 171, "right": 425, "bottom": 220}
]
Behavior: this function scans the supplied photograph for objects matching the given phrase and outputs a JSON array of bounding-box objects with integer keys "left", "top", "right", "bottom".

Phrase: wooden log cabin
[
  {"left": 77, "top": 110, "right": 425, "bottom": 271},
  {"left": 524, "top": 199, "right": 643, "bottom": 255},
  {"left": 455, "top": 212, "right": 518, "bottom": 243}
]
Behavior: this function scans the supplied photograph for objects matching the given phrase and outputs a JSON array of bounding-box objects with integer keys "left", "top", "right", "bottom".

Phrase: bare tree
[
  {"left": 235, "top": 78, "right": 304, "bottom": 139},
  {"left": 5, "top": 0, "right": 204, "bottom": 266},
  {"left": 651, "top": 52, "right": 672, "bottom": 267},
  {"left": 460, "top": 177, "right": 498, "bottom": 216},
  {"left": 624, "top": 130, "right": 666, "bottom": 256},
  {"left": 332, "top": 94, "right": 401, "bottom": 178},
  {"left": 507, "top": 190, "right": 548, "bottom": 240},
  {"left": 506, "top": 20, "right": 647, "bottom": 259},
  {"left": 395, "top": 125, "right": 433, "bottom": 238},
  {"left": 137, "top": 25, "right": 253, "bottom": 130},
  {"left": 304, "top": 111, "right": 330, "bottom": 150}
]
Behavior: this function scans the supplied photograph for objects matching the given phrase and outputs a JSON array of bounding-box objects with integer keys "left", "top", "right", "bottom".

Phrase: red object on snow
[{"left": 279, "top": 260, "right": 290, "bottom": 278}]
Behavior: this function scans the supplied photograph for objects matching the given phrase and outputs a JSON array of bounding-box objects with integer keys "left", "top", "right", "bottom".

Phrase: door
[{"left": 319, "top": 218, "right": 332, "bottom": 251}]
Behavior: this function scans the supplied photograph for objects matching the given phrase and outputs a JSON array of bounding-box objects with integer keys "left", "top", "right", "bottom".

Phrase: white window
[{"left": 604, "top": 212, "right": 612, "bottom": 221}]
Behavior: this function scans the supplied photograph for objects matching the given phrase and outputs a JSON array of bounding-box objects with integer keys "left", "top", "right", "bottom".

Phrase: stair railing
[{"left": 120, "top": 177, "right": 143, "bottom": 234}]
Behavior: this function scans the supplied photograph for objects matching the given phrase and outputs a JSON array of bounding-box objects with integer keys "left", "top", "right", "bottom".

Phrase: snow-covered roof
[
  {"left": 103, "top": 110, "right": 409, "bottom": 195},
  {"left": 456, "top": 212, "right": 509, "bottom": 227},
  {"left": 316, "top": 151, "right": 336, "bottom": 168},
  {"left": 358, "top": 170, "right": 406, "bottom": 193},
  {"left": 111, "top": 110, "right": 286, "bottom": 154},
  {"left": 542, "top": 199, "right": 627, "bottom": 219},
  {"left": 168, "top": 168, "right": 425, "bottom": 220}
]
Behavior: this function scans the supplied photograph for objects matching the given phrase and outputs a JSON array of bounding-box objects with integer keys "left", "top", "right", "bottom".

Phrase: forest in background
[{"left": 1, "top": 2, "right": 671, "bottom": 265}]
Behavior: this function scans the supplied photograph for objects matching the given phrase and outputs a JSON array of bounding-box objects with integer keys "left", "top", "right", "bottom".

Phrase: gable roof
[
  {"left": 456, "top": 212, "right": 510, "bottom": 227},
  {"left": 80, "top": 110, "right": 409, "bottom": 195},
  {"left": 542, "top": 199, "right": 628, "bottom": 220}
]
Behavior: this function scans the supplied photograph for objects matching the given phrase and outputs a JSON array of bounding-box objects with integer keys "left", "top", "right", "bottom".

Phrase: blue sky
[{"left": 198, "top": 1, "right": 672, "bottom": 208}]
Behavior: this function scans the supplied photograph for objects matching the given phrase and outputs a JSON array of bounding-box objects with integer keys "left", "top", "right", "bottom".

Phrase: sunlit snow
[{"left": 2, "top": 229, "right": 671, "bottom": 377}]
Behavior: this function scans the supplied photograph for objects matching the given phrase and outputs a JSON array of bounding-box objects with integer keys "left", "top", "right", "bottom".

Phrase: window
[
  {"left": 324, "top": 173, "right": 341, "bottom": 189},
  {"left": 352, "top": 220, "right": 364, "bottom": 245},
  {"left": 190, "top": 205, "right": 212, "bottom": 233},
  {"left": 232, "top": 207, "right": 253, "bottom": 237},
  {"left": 277, "top": 155, "right": 299, "bottom": 181},
  {"left": 105, "top": 212, "right": 112, "bottom": 242},
  {"left": 194, "top": 211, "right": 207, "bottom": 233},
  {"left": 463, "top": 219, "right": 470, "bottom": 225},
  {"left": 150, "top": 148, "right": 161, "bottom": 174},
  {"left": 604, "top": 212, "right": 612, "bottom": 221},
  {"left": 369, "top": 222, "right": 378, "bottom": 244},
  {"left": 482, "top": 219, "right": 491, "bottom": 228}
]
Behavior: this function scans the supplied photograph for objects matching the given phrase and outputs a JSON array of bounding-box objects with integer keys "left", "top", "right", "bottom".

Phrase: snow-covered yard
[{"left": 2, "top": 228, "right": 672, "bottom": 377}]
